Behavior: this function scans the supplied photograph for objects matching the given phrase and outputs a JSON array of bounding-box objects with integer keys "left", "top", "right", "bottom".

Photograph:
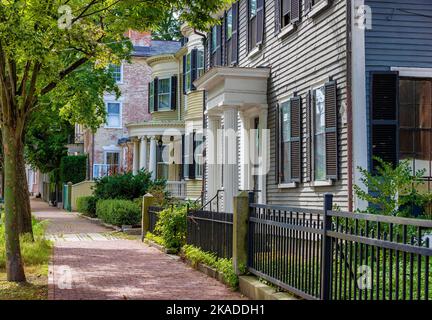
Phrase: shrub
[
  {"left": 60, "top": 155, "right": 87, "bottom": 184},
  {"left": 0, "top": 217, "right": 52, "bottom": 269},
  {"left": 182, "top": 245, "right": 239, "bottom": 289},
  {"left": 155, "top": 205, "right": 187, "bottom": 251},
  {"left": 94, "top": 170, "right": 165, "bottom": 201},
  {"left": 76, "top": 196, "right": 97, "bottom": 217},
  {"left": 96, "top": 199, "right": 141, "bottom": 227}
]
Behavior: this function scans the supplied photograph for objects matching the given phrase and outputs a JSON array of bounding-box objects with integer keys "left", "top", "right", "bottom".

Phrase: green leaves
[{"left": 354, "top": 157, "right": 429, "bottom": 217}]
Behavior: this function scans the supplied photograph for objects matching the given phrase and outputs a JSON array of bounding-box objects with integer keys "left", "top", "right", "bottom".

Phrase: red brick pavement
[{"left": 32, "top": 199, "right": 246, "bottom": 300}]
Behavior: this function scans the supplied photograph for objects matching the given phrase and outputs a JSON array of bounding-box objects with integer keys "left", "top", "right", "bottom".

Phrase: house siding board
[
  {"left": 365, "top": 0, "right": 432, "bottom": 169},
  {"left": 231, "top": 0, "right": 348, "bottom": 208}
]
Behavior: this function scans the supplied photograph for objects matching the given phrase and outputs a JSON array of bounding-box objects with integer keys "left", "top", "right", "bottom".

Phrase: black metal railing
[
  {"left": 148, "top": 206, "right": 162, "bottom": 234},
  {"left": 187, "top": 209, "right": 233, "bottom": 259},
  {"left": 248, "top": 195, "right": 432, "bottom": 300}
]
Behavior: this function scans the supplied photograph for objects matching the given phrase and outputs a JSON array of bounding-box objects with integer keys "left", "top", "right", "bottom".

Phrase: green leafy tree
[
  {"left": 152, "top": 10, "right": 182, "bottom": 41},
  {"left": 0, "top": 0, "right": 231, "bottom": 282},
  {"left": 354, "top": 157, "right": 431, "bottom": 217}
]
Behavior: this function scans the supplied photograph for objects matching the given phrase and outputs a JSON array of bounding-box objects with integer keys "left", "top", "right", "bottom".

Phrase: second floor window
[
  {"left": 106, "top": 102, "right": 121, "bottom": 128},
  {"left": 211, "top": 26, "right": 218, "bottom": 54},
  {"left": 314, "top": 87, "right": 326, "bottom": 181},
  {"left": 226, "top": 8, "right": 233, "bottom": 40},
  {"left": 248, "top": 0, "right": 264, "bottom": 51},
  {"left": 184, "top": 49, "right": 204, "bottom": 93},
  {"left": 109, "top": 64, "right": 122, "bottom": 83},
  {"left": 281, "top": 100, "right": 292, "bottom": 183},
  {"left": 250, "top": 0, "right": 257, "bottom": 18},
  {"left": 197, "top": 51, "right": 204, "bottom": 77},
  {"left": 185, "top": 53, "right": 192, "bottom": 91},
  {"left": 158, "top": 78, "right": 171, "bottom": 111}
]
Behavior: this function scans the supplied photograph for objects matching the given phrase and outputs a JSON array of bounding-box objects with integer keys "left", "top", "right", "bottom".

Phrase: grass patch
[
  {"left": 0, "top": 217, "right": 52, "bottom": 300},
  {"left": 182, "top": 245, "right": 240, "bottom": 290}
]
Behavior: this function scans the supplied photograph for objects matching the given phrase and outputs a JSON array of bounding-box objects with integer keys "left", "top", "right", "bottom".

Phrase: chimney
[{"left": 126, "top": 30, "right": 151, "bottom": 47}]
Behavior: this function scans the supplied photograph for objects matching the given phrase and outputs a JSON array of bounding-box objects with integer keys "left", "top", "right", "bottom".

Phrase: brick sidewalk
[{"left": 32, "top": 199, "right": 245, "bottom": 300}]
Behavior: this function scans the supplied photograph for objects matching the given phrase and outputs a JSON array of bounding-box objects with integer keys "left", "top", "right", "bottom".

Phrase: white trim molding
[{"left": 391, "top": 67, "right": 432, "bottom": 78}]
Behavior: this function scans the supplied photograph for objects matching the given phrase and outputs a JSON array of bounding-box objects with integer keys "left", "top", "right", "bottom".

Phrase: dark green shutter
[
  {"left": 183, "top": 55, "right": 187, "bottom": 94},
  {"left": 171, "top": 76, "right": 177, "bottom": 110},
  {"left": 188, "top": 131, "right": 196, "bottom": 179},
  {"left": 231, "top": 2, "right": 239, "bottom": 65},
  {"left": 371, "top": 72, "right": 399, "bottom": 171},
  {"left": 256, "top": 0, "right": 265, "bottom": 45},
  {"left": 325, "top": 80, "right": 338, "bottom": 180},
  {"left": 275, "top": 103, "right": 281, "bottom": 184},
  {"left": 154, "top": 77, "right": 159, "bottom": 112},
  {"left": 291, "top": 0, "right": 300, "bottom": 23},
  {"left": 148, "top": 82, "right": 152, "bottom": 113},
  {"left": 290, "top": 95, "right": 302, "bottom": 182},
  {"left": 215, "top": 24, "right": 222, "bottom": 66}
]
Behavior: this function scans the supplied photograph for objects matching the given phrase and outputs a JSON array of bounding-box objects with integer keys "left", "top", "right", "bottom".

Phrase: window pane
[
  {"left": 315, "top": 87, "right": 326, "bottom": 134},
  {"left": 417, "top": 80, "right": 432, "bottom": 129},
  {"left": 106, "top": 152, "right": 119, "bottom": 166},
  {"left": 107, "top": 115, "right": 120, "bottom": 127},
  {"left": 159, "top": 94, "right": 170, "bottom": 110},
  {"left": 227, "top": 9, "right": 233, "bottom": 39},
  {"left": 400, "top": 129, "right": 415, "bottom": 155},
  {"left": 250, "top": 0, "right": 257, "bottom": 18},
  {"left": 109, "top": 64, "right": 121, "bottom": 82},
  {"left": 315, "top": 134, "right": 326, "bottom": 180},
  {"left": 281, "top": 101, "right": 290, "bottom": 142},
  {"left": 212, "top": 26, "right": 217, "bottom": 52},
  {"left": 282, "top": 142, "right": 291, "bottom": 183},
  {"left": 159, "top": 78, "right": 170, "bottom": 93},
  {"left": 107, "top": 103, "right": 120, "bottom": 114},
  {"left": 400, "top": 79, "right": 415, "bottom": 127}
]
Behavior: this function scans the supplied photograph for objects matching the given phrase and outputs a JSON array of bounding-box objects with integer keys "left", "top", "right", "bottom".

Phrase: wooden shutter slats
[
  {"left": 305, "top": 91, "right": 312, "bottom": 182},
  {"left": 154, "top": 77, "right": 159, "bottom": 112},
  {"left": 275, "top": 103, "right": 281, "bottom": 184},
  {"left": 171, "top": 76, "right": 177, "bottom": 110},
  {"left": 191, "top": 49, "right": 198, "bottom": 90},
  {"left": 231, "top": 2, "right": 239, "bottom": 65},
  {"left": 283, "top": 0, "right": 291, "bottom": 16},
  {"left": 291, "top": 0, "right": 300, "bottom": 23},
  {"left": 325, "top": 80, "right": 338, "bottom": 180},
  {"left": 256, "top": 0, "right": 265, "bottom": 45},
  {"left": 371, "top": 72, "right": 399, "bottom": 170},
  {"left": 182, "top": 55, "right": 187, "bottom": 94},
  {"left": 290, "top": 96, "right": 302, "bottom": 182}
]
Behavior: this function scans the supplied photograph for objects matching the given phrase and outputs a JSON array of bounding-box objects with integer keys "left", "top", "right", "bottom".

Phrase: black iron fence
[
  {"left": 148, "top": 206, "right": 162, "bottom": 234},
  {"left": 187, "top": 210, "right": 233, "bottom": 259},
  {"left": 248, "top": 195, "right": 432, "bottom": 300}
]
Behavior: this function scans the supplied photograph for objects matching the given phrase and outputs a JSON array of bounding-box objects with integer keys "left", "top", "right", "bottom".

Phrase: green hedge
[
  {"left": 154, "top": 205, "right": 187, "bottom": 251},
  {"left": 60, "top": 155, "right": 87, "bottom": 184},
  {"left": 96, "top": 199, "right": 141, "bottom": 227},
  {"left": 76, "top": 196, "right": 97, "bottom": 218}
]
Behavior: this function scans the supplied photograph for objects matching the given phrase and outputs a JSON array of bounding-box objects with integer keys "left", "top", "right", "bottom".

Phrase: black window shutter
[
  {"left": 290, "top": 95, "right": 302, "bottom": 182},
  {"left": 189, "top": 131, "right": 196, "bottom": 179},
  {"left": 207, "top": 31, "right": 212, "bottom": 69},
  {"left": 182, "top": 55, "right": 187, "bottom": 94},
  {"left": 181, "top": 134, "right": 185, "bottom": 179},
  {"left": 216, "top": 24, "right": 222, "bottom": 66},
  {"left": 304, "top": 0, "right": 313, "bottom": 14},
  {"left": 275, "top": 0, "right": 281, "bottom": 34},
  {"left": 305, "top": 91, "right": 312, "bottom": 182},
  {"left": 171, "top": 76, "right": 177, "bottom": 110},
  {"left": 154, "top": 77, "right": 159, "bottom": 112},
  {"left": 231, "top": 2, "right": 239, "bottom": 65},
  {"left": 191, "top": 48, "right": 198, "bottom": 91},
  {"left": 371, "top": 72, "right": 399, "bottom": 171},
  {"left": 148, "top": 82, "right": 152, "bottom": 113},
  {"left": 291, "top": 0, "right": 301, "bottom": 23},
  {"left": 256, "top": 0, "right": 265, "bottom": 45},
  {"left": 275, "top": 103, "right": 281, "bottom": 184},
  {"left": 325, "top": 80, "right": 338, "bottom": 180}
]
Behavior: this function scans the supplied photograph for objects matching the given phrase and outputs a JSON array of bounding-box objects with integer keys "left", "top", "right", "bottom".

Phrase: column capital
[{"left": 139, "top": 135, "right": 147, "bottom": 141}]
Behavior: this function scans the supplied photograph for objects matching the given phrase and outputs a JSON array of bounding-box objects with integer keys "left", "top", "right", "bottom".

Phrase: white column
[
  {"left": 132, "top": 139, "right": 140, "bottom": 175},
  {"left": 258, "top": 107, "right": 268, "bottom": 204},
  {"left": 149, "top": 136, "right": 157, "bottom": 180},
  {"left": 239, "top": 112, "right": 251, "bottom": 192},
  {"left": 207, "top": 116, "right": 219, "bottom": 202},
  {"left": 223, "top": 107, "right": 239, "bottom": 213},
  {"left": 139, "top": 136, "right": 147, "bottom": 171}
]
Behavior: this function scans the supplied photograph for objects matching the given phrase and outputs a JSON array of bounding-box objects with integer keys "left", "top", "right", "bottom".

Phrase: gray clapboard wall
[
  {"left": 235, "top": 0, "right": 349, "bottom": 209},
  {"left": 365, "top": 0, "right": 432, "bottom": 167}
]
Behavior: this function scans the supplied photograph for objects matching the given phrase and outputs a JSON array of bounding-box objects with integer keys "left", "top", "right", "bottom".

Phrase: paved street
[{"left": 32, "top": 199, "right": 245, "bottom": 300}]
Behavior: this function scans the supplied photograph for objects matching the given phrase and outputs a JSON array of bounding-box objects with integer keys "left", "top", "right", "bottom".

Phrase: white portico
[{"left": 195, "top": 67, "right": 270, "bottom": 213}]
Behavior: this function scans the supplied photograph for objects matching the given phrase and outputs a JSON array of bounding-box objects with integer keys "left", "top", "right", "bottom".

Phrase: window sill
[
  {"left": 277, "top": 24, "right": 296, "bottom": 40},
  {"left": 307, "top": 0, "right": 330, "bottom": 19},
  {"left": 185, "top": 177, "right": 203, "bottom": 181},
  {"left": 104, "top": 126, "right": 122, "bottom": 129},
  {"left": 278, "top": 182, "right": 298, "bottom": 189},
  {"left": 247, "top": 44, "right": 262, "bottom": 60},
  {"left": 152, "top": 109, "right": 173, "bottom": 113},
  {"left": 309, "top": 180, "right": 334, "bottom": 188}
]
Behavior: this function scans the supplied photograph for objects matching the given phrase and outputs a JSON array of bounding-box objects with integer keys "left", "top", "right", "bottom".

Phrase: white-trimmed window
[
  {"left": 250, "top": 0, "right": 257, "bottom": 18},
  {"left": 106, "top": 102, "right": 121, "bottom": 128},
  {"left": 109, "top": 64, "right": 122, "bottom": 83},
  {"left": 185, "top": 53, "right": 192, "bottom": 92},
  {"left": 280, "top": 99, "right": 292, "bottom": 183},
  {"left": 226, "top": 8, "right": 233, "bottom": 40},
  {"left": 197, "top": 50, "right": 204, "bottom": 78},
  {"left": 157, "top": 144, "right": 169, "bottom": 180},
  {"left": 211, "top": 26, "right": 218, "bottom": 54},
  {"left": 195, "top": 135, "right": 204, "bottom": 178},
  {"left": 313, "top": 86, "right": 326, "bottom": 181},
  {"left": 149, "top": 81, "right": 155, "bottom": 112},
  {"left": 158, "top": 78, "right": 171, "bottom": 110}
]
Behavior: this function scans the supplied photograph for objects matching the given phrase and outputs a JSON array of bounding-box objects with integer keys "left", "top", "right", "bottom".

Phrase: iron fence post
[{"left": 320, "top": 193, "right": 333, "bottom": 300}]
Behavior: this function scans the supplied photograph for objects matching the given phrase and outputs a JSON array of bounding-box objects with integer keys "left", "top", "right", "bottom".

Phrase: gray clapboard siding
[
  {"left": 235, "top": 0, "right": 349, "bottom": 209},
  {"left": 365, "top": 0, "right": 432, "bottom": 168}
]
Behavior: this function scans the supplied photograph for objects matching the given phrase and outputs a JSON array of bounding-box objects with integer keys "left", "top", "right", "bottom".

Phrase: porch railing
[
  {"left": 247, "top": 194, "right": 432, "bottom": 300},
  {"left": 166, "top": 181, "right": 186, "bottom": 199},
  {"left": 93, "top": 164, "right": 120, "bottom": 178}
]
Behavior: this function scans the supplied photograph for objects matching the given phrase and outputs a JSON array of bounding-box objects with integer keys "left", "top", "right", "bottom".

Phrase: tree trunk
[
  {"left": 16, "top": 138, "right": 33, "bottom": 239},
  {"left": 2, "top": 125, "right": 26, "bottom": 282}
]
